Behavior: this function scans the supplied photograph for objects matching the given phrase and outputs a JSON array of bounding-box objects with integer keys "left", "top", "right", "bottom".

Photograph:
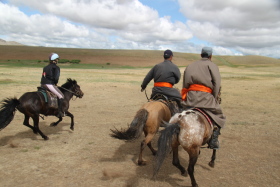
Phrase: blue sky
[
  {"left": 1, "top": 0, "right": 280, "bottom": 58},
  {"left": 140, "top": 0, "right": 186, "bottom": 22}
]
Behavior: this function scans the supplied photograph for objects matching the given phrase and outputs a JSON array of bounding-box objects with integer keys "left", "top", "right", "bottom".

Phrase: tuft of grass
[
  {"left": 0, "top": 79, "right": 15, "bottom": 84},
  {"left": 34, "top": 146, "right": 41, "bottom": 150}
]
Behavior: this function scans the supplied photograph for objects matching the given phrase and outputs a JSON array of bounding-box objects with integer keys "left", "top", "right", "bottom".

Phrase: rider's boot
[
  {"left": 56, "top": 98, "right": 64, "bottom": 118},
  {"left": 208, "top": 125, "right": 221, "bottom": 150}
]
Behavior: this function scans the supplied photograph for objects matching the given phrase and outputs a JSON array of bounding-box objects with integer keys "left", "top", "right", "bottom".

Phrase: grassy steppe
[
  {"left": 0, "top": 45, "right": 279, "bottom": 187},
  {"left": 0, "top": 45, "right": 279, "bottom": 68}
]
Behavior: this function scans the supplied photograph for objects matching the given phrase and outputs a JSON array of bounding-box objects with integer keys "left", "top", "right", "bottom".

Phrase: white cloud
[
  {"left": 1, "top": 0, "right": 280, "bottom": 58},
  {"left": 178, "top": 0, "right": 280, "bottom": 58},
  {"left": 0, "top": 2, "right": 110, "bottom": 48},
  {"left": 6, "top": 0, "right": 192, "bottom": 47}
]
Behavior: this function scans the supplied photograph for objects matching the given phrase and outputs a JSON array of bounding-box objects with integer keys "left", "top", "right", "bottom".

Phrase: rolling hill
[{"left": 0, "top": 45, "right": 279, "bottom": 67}]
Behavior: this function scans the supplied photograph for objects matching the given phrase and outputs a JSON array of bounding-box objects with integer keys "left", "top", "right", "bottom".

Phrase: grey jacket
[
  {"left": 183, "top": 58, "right": 226, "bottom": 128},
  {"left": 141, "top": 60, "right": 181, "bottom": 100}
]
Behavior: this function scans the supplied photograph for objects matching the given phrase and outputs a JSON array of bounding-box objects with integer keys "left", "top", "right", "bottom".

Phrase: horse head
[{"left": 61, "top": 78, "right": 84, "bottom": 98}]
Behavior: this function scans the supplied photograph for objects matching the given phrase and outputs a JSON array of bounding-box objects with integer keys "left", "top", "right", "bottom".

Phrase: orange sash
[
  {"left": 154, "top": 82, "right": 173, "bottom": 88},
  {"left": 181, "top": 84, "right": 212, "bottom": 101}
]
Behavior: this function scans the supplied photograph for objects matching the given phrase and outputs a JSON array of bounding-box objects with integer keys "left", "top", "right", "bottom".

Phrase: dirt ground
[{"left": 0, "top": 65, "right": 279, "bottom": 187}]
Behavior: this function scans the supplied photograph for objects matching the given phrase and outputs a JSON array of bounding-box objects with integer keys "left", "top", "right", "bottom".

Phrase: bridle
[{"left": 60, "top": 86, "right": 82, "bottom": 98}]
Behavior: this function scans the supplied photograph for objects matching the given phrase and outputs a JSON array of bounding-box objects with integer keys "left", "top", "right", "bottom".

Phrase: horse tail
[
  {"left": 153, "top": 123, "right": 180, "bottom": 177},
  {"left": 0, "top": 97, "right": 20, "bottom": 130},
  {"left": 110, "top": 109, "right": 148, "bottom": 141}
]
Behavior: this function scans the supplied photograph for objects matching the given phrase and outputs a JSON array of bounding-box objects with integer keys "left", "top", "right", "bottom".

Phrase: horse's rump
[{"left": 170, "top": 109, "right": 213, "bottom": 147}]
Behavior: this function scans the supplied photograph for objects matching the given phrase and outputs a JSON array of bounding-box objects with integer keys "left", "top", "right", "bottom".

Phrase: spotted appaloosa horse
[{"left": 154, "top": 109, "right": 217, "bottom": 187}]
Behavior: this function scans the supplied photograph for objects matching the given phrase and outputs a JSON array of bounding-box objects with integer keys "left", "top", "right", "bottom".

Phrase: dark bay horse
[
  {"left": 110, "top": 100, "right": 178, "bottom": 165},
  {"left": 0, "top": 78, "right": 84, "bottom": 140},
  {"left": 154, "top": 109, "right": 217, "bottom": 187}
]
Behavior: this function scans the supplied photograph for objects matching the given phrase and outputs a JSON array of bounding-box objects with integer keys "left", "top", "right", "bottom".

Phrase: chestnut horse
[
  {"left": 153, "top": 109, "right": 217, "bottom": 187},
  {"left": 110, "top": 99, "right": 179, "bottom": 165},
  {"left": 0, "top": 78, "right": 84, "bottom": 140}
]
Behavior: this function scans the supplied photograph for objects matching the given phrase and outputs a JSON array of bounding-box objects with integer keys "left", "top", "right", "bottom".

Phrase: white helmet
[{"left": 49, "top": 53, "right": 59, "bottom": 61}]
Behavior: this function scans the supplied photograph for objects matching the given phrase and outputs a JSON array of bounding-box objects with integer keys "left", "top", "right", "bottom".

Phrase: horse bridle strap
[{"left": 60, "top": 87, "right": 80, "bottom": 97}]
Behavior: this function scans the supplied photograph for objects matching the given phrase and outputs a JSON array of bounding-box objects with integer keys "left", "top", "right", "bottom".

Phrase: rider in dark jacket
[
  {"left": 40, "top": 53, "right": 64, "bottom": 118},
  {"left": 141, "top": 50, "right": 182, "bottom": 107}
]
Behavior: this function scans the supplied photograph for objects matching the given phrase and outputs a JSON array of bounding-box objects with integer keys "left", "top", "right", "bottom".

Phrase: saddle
[
  {"left": 150, "top": 93, "right": 181, "bottom": 114},
  {"left": 150, "top": 93, "right": 169, "bottom": 103},
  {"left": 193, "top": 108, "right": 213, "bottom": 127},
  {"left": 37, "top": 87, "right": 58, "bottom": 108}
]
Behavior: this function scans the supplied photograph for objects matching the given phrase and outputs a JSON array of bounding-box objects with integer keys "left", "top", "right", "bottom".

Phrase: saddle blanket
[{"left": 37, "top": 87, "right": 58, "bottom": 108}]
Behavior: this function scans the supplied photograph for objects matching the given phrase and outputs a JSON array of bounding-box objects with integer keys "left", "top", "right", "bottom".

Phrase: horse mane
[{"left": 61, "top": 78, "right": 77, "bottom": 89}]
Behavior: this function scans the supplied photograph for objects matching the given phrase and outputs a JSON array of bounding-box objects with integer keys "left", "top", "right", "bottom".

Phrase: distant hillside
[
  {"left": 0, "top": 45, "right": 279, "bottom": 67},
  {"left": 0, "top": 39, "right": 24, "bottom": 46}
]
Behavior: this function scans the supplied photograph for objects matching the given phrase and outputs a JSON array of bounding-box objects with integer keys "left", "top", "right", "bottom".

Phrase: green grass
[
  {"left": 34, "top": 146, "right": 41, "bottom": 150},
  {"left": 0, "top": 79, "right": 15, "bottom": 84}
]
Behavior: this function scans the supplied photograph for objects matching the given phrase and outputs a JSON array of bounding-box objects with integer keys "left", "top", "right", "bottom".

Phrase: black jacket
[{"left": 40, "top": 63, "right": 60, "bottom": 85}]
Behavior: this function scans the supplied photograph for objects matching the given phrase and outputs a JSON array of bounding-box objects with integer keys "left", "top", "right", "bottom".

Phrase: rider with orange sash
[
  {"left": 141, "top": 50, "right": 182, "bottom": 107},
  {"left": 182, "top": 47, "right": 226, "bottom": 150}
]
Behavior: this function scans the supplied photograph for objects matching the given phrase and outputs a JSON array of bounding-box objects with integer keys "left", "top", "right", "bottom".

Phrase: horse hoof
[
  {"left": 70, "top": 127, "right": 74, "bottom": 131},
  {"left": 43, "top": 136, "right": 49, "bottom": 140},
  {"left": 50, "top": 122, "right": 57, "bottom": 127},
  {"left": 181, "top": 170, "right": 188, "bottom": 177},
  {"left": 208, "top": 161, "right": 215, "bottom": 168},
  {"left": 138, "top": 160, "right": 147, "bottom": 166}
]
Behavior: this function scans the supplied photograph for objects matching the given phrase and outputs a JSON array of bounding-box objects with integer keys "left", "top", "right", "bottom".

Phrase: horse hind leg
[
  {"left": 172, "top": 141, "right": 187, "bottom": 176},
  {"left": 208, "top": 149, "right": 217, "bottom": 168},
  {"left": 23, "top": 114, "right": 37, "bottom": 134},
  {"left": 138, "top": 134, "right": 155, "bottom": 166},
  {"left": 147, "top": 141, "right": 157, "bottom": 156},
  {"left": 32, "top": 115, "right": 49, "bottom": 140},
  {"left": 188, "top": 149, "right": 200, "bottom": 187}
]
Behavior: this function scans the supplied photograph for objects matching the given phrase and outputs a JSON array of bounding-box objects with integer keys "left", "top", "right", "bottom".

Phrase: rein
[
  {"left": 59, "top": 86, "right": 79, "bottom": 98},
  {"left": 144, "top": 89, "right": 149, "bottom": 101}
]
